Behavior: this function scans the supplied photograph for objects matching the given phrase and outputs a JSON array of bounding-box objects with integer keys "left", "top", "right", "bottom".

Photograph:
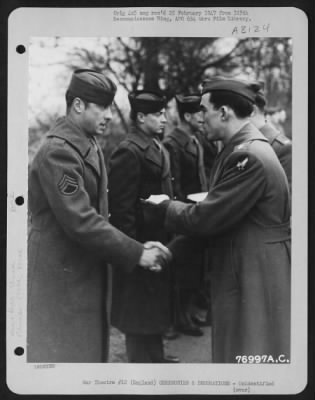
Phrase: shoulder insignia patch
[
  {"left": 58, "top": 174, "right": 79, "bottom": 195},
  {"left": 236, "top": 157, "right": 248, "bottom": 171}
]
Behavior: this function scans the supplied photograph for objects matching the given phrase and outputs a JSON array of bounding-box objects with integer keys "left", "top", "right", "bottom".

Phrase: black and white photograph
[{"left": 6, "top": 6, "right": 308, "bottom": 395}]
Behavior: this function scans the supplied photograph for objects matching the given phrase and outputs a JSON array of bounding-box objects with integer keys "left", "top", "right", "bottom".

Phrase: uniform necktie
[
  {"left": 153, "top": 138, "right": 174, "bottom": 198},
  {"left": 192, "top": 136, "right": 208, "bottom": 191}
]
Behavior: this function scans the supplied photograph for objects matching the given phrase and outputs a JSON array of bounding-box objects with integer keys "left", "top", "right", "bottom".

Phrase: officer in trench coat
[
  {"left": 108, "top": 90, "right": 179, "bottom": 363},
  {"left": 250, "top": 83, "right": 292, "bottom": 194},
  {"left": 27, "top": 70, "right": 171, "bottom": 363},
  {"left": 150, "top": 79, "right": 291, "bottom": 363}
]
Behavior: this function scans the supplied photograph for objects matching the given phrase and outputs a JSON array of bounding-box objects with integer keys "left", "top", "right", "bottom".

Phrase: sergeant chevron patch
[
  {"left": 236, "top": 157, "right": 248, "bottom": 171},
  {"left": 58, "top": 174, "right": 79, "bottom": 195}
]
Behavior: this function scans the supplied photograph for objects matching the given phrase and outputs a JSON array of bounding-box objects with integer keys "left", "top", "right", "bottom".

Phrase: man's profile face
[
  {"left": 188, "top": 110, "right": 204, "bottom": 133},
  {"left": 141, "top": 109, "right": 167, "bottom": 136},
  {"left": 81, "top": 102, "right": 113, "bottom": 136},
  {"left": 200, "top": 93, "right": 222, "bottom": 141}
]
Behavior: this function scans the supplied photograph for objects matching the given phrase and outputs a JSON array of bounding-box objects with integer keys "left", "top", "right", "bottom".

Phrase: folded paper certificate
[
  {"left": 144, "top": 194, "right": 170, "bottom": 204},
  {"left": 187, "top": 192, "right": 208, "bottom": 202}
]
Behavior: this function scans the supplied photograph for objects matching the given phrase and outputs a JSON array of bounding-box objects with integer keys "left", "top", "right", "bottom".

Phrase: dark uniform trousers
[
  {"left": 126, "top": 335, "right": 164, "bottom": 363},
  {"left": 109, "top": 126, "right": 173, "bottom": 362}
]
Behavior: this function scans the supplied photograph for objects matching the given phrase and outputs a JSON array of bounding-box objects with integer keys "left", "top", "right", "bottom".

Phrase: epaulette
[
  {"left": 274, "top": 134, "right": 291, "bottom": 145},
  {"left": 48, "top": 135, "right": 66, "bottom": 144},
  {"left": 233, "top": 141, "right": 252, "bottom": 152},
  {"left": 233, "top": 138, "right": 268, "bottom": 152}
]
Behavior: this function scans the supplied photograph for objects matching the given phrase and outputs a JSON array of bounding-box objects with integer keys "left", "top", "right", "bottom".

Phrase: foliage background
[{"left": 28, "top": 37, "right": 292, "bottom": 164}]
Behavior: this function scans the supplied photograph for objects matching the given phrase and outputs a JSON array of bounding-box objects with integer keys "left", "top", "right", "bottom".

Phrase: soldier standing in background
[
  {"left": 163, "top": 94, "right": 217, "bottom": 336},
  {"left": 251, "top": 84, "right": 292, "bottom": 194},
  {"left": 27, "top": 70, "right": 171, "bottom": 363},
  {"left": 265, "top": 106, "right": 288, "bottom": 136},
  {"left": 108, "top": 90, "right": 179, "bottom": 363}
]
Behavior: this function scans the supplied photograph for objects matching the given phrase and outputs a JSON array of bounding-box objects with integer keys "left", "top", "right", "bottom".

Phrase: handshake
[{"left": 138, "top": 241, "right": 172, "bottom": 272}]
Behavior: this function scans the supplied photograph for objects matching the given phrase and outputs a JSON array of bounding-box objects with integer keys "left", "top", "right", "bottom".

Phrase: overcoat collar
[
  {"left": 127, "top": 126, "right": 153, "bottom": 150},
  {"left": 168, "top": 126, "right": 199, "bottom": 157},
  {"left": 47, "top": 116, "right": 101, "bottom": 176},
  {"left": 169, "top": 126, "right": 192, "bottom": 147},
  {"left": 259, "top": 122, "right": 280, "bottom": 143},
  {"left": 128, "top": 126, "right": 163, "bottom": 168}
]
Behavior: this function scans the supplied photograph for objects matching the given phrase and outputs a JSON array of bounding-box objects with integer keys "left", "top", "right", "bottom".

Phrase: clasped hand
[{"left": 138, "top": 241, "right": 172, "bottom": 272}]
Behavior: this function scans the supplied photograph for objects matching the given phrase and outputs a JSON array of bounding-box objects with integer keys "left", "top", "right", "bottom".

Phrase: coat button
[{"left": 108, "top": 213, "right": 111, "bottom": 218}]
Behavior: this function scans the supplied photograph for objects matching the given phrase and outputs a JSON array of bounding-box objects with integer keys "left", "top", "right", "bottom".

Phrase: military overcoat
[
  {"left": 164, "top": 127, "right": 203, "bottom": 200},
  {"left": 163, "top": 127, "right": 216, "bottom": 287},
  {"left": 165, "top": 122, "right": 291, "bottom": 362},
  {"left": 108, "top": 127, "right": 173, "bottom": 334},
  {"left": 28, "top": 117, "right": 143, "bottom": 363},
  {"left": 260, "top": 122, "right": 292, "bottom": 193}
]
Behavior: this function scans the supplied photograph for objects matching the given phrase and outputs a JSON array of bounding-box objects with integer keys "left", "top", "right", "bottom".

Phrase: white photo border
[{"left": 7, "top": 6, "right": 308, "bottom": 395}]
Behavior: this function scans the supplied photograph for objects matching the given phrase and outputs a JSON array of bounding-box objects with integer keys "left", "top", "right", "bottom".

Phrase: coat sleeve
[
  {"left": 37, "top": 141, "right": 143, "bottom": 272},
  {"left": 277, "top": 143, "right": 292, "bottom": 194},
  {"left": 108, "top": 144, "right": 141, "bottom": 239},
  {"left": 165, "top": 151, "right": 267, "bottom": 236},
  {"left": 164, "top": 139, "right": 186, "bottom": 201}
]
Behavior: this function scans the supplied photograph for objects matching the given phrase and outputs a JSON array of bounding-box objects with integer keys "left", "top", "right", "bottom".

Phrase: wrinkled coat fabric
[
  {"left": 260, "top": 122, "right": 292, "bottom": 194},
  {"left": 28, "top": 117, "right": 143, "bottom": 362},
  {"left": 166, "top": 122, "right": 291, "bottom": 363}
]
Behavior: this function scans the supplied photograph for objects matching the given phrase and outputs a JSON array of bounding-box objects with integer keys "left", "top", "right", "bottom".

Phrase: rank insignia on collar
[
  {"left": 236, "top": 157, "right": 248, "bottom": 171},
  {"left": 58, "top": 174, "right": 79, "bottom": 195}
]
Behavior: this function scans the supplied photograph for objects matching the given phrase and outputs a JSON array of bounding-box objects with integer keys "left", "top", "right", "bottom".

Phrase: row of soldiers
[
  {"left": 108, "top": 85, "right": 291, "bottom": 363},
  {"left": 27, "top": 69, "right": 291, "bottom": 364}
]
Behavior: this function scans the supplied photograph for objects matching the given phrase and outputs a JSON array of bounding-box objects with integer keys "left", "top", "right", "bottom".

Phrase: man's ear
[
  {"left": 72, "top": 97, "right": 86, "bottom": 114},
  {"left": 251, "top": 104, "right": 259, "bottom": 117},
  {"left": 137, "top": 112, "right": 145, "bottom": 124},
  {"left": 184, "top": 112, "right": 192, "bottom": 123},
  {"left": 219, "top": 105, "right": 229, "bottom": 121}
]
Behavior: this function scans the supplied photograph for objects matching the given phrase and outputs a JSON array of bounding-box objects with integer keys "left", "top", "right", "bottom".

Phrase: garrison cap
[
  {"left": 162, "top": 89, "right": 175, "bottom": 103},
  {"left": 128, "top": 90, "right": 167, "bottom": 114},
  {"left": 175, "top": 94, "right": 202, "bottom": 114},
  {"left": 201, "top": 79, "right": 261, "bottom": 103},
  {"left": 67, "top": 69, "right": 117, "bottom": 107},
  {"left": 247, "top": 80, "right": 267, "bottom": 108}
]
